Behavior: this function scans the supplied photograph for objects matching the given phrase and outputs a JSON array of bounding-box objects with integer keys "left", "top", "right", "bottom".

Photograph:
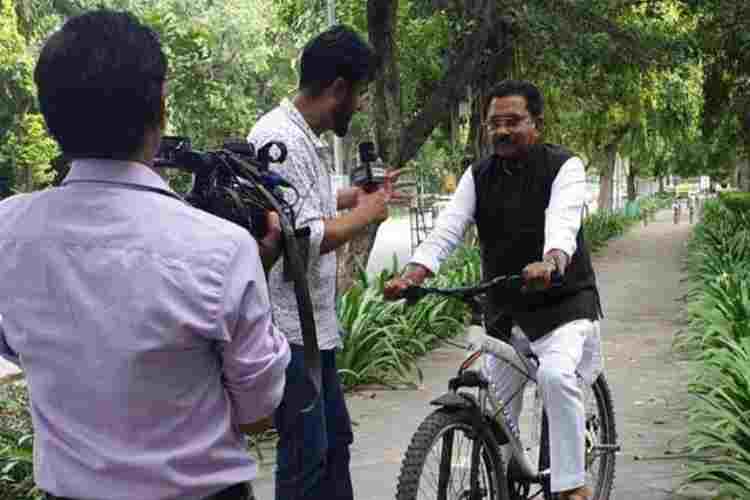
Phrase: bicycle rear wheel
[
  {"left": 397, "top": 408, "right": 510, "bottom": 500},
  {"left": 509, "top": 374, "right": 617, "bottom": 500}
]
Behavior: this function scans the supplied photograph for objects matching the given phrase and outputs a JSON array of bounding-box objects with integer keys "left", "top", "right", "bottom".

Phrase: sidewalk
[{"left": 252, "top": 209, "right": 708, "bottom": 499}]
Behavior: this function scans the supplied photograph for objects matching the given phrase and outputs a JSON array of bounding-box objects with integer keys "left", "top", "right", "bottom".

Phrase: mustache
[{"left": 493, "top": 134, "right": 514, "bottom": 147}]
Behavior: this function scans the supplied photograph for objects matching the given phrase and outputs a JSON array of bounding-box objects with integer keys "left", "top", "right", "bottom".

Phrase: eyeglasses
[{"left": 484, "top": 115, "right": 534, "bottom": 132}]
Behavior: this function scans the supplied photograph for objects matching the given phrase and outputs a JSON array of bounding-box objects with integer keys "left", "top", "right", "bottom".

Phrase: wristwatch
[{"left": 542, "top": 256, "right": 560, "bottom": 274}]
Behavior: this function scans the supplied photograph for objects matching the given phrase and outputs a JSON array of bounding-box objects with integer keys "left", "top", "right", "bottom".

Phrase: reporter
[{"left": 0, "top": 10, "right": 289, "bottom": 500}]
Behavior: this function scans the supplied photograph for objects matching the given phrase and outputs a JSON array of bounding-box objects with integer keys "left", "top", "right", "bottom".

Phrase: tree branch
[{"left": 395, "top": 0, "right": 510, "bottom": 166}]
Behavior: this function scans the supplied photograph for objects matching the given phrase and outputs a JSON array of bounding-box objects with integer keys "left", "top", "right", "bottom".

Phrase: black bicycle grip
[
  {"left": 550, "top": 269, "right": 564, "bottom": 288},
  {"left": 400, "top": 286, "right": 426, "bottom": 306}
]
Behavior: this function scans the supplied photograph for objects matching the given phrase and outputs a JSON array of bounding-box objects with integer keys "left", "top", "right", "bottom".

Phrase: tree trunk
[
  {"left": 597, "top": 144, "right": 616, "bottom": 213},
  {"left": 741, "top": 108, "right": 750, "bottom": 192},
  {"left": 463, "top": 25, "right": 514, "bottom": 167},
  {"left": 335, "top": 0, "right": 402, "bottom": 294},
  {"left": 464, "top": 86, "right": 484, "bottom": 164},
  {"left": 658, "top": 175, "right": 665, "bottom": 193},
  {"left": 738, "top": 159, "right": 750, "bottom": 192},
  {"left": 369, "top": 0, "right": 401, "bottom": 162},
  {"left": 627, "top": 161, "right": 638, "bottom": 202}
]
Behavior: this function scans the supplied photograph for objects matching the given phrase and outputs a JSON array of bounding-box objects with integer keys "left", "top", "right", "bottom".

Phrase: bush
[
  {"left": 686, "top": 337, "right": 750, "bottom": 498},
  {"left": 0, "top": 383, "right": 40, "bottom": 500},
  {"left": 336, "top": 245, "right": 479, "bottom": 389},
  {"left": 583, "top": 211, "right": 639, "bottom": 253},
  {"left": 681, "top": 197, "right": 750, "bottom": 495},
  {"left": 719, "top": 191, "right": 750, "bottom": 214}
]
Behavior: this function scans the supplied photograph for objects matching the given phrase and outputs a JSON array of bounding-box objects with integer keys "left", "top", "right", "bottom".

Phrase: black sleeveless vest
[{"left": 472, "top": 144, "right": 602, "bottom": 341}]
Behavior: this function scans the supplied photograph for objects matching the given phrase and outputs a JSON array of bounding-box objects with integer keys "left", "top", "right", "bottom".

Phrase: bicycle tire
[
  {"left": 510, "top": 374, "right": 617, "bottom": 500},
  {"left": 586, "top": 374, "right": 617, "bottom": 500},
  {"left": 396, "top": 408, "right": 510, "bottom": 500}
]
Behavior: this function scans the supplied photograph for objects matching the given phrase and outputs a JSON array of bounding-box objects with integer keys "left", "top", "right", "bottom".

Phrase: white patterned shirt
[{"left": 247, "top": 99, "right": 342, "bottom": 350}]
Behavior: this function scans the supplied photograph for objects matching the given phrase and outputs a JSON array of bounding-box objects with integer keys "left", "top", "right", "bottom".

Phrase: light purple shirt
[{"left": 0, "top": 159, "right": 290, "bottom": 500}]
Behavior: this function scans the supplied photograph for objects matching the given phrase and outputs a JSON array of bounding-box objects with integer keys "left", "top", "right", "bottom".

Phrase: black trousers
[{"left": 44, "top": 482, "right": 254, "bottom": 500}]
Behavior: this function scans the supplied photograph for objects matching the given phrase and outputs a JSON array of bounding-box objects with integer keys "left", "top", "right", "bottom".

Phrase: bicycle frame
[
  {"left": 403, "top": 274, "right": 558, "bottom": 484},
  {"left": 457, "top": 325, "right": 548, "bottom": 483}
]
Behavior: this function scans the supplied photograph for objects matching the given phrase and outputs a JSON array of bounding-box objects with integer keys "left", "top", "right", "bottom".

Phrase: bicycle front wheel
[{"left": 396, "top": 408, "right": 510, "bottom": 500}]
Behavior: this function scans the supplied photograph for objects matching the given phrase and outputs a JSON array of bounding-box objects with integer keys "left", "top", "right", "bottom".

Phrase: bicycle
[{"left": 394, "top": 274, "right": 619, "bottom": 500}]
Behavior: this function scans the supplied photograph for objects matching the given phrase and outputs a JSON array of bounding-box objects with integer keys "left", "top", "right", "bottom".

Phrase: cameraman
[
  {"left": 0, "top": 10, "right": 289, "bottom": 500},
  {"left": 247, "top": 25, "right": 401, "bottom": 500}
]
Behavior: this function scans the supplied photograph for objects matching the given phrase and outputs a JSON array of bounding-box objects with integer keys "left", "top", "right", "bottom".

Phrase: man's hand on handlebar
[
  {"left": 521, "top": 261, "right": 556, "bottom": 292},
  {"left": 522, "top": 249, "right": 568, "bottom": 292},
  {"left": 384, "top": 263, "right": 432, "bottom": 301}
]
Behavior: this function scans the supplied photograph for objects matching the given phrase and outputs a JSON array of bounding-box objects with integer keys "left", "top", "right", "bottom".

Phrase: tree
[
  {"left": 1, "top": 112, "right": 58, "bottom": 191},
  {"left": 680, "top": 0, "right": 750, "bottom": 188},
  {"left": 0, "top": 0, "right": 37, "bottom": 194}
]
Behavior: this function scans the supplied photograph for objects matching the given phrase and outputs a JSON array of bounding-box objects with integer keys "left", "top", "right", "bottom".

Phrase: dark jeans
[
  {"left": 273, "top": 345, "right": 354, "bottom": 500},
  {"left": 44, "top": 482, "right": 253, "bottom": 500}
]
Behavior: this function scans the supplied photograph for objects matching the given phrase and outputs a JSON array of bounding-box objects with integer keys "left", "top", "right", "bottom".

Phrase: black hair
[
  {"left": 34, "top": 9, "right": 168, "bottom": 159},
  {"left": 484, "top": 80, "right": 544, "bottom": 119},
  {"left": 299, "top": 24, "right": 378, "bottom": 96}
]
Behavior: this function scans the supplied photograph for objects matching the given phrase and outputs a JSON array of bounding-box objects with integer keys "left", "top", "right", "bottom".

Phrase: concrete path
[{"left": 252, "top": 209, "right": 710, "bottom": 499}]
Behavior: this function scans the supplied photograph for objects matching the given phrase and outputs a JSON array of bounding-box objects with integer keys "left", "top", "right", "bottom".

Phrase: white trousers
[{"left": 482, "top": 319, "right": 603, "bottom": 493}]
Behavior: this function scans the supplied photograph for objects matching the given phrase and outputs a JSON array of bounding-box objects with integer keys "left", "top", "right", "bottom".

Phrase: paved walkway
[{"left": 252, "top": 209, "right": 710, "bottom": 499}]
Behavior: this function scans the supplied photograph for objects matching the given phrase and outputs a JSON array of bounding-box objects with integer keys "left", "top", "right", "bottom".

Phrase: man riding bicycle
[{"left": 385, "top": 80, "right": 604, "bottom": 500}]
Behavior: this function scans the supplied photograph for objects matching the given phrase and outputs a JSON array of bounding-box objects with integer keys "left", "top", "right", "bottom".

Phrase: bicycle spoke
[{"left": 416, "top": 424, "right": 497, "bottom": 500}]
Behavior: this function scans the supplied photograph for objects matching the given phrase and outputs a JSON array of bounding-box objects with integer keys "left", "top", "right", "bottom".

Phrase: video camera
[
  {"left": 155, "top": 136, "right": 297, "bottom": 240},
  {"left": 156, "top": 136, "right": 323, "bottom": 407}
]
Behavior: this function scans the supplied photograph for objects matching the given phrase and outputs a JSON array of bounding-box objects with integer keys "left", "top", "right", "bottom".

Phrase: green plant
[
  {"left": 686, "top": 336, "right": 750, "bottom": 498},
  {"left": 637, "top": 192, "right": 674, "bottom": 219},
  {"left": 0, "top": 383, "right": 41, "bottom": 500},
  {"left": 720, "top": 192, "right": 750, "bottom": 214},
  {"left": 680, "top": 197, "right": 750, "bottom": 495},
  {"left": 582, "top": 211, "right": 639, "bottom": 253},
  {"left": 335, "top": 245, "right": 479, "bottom": 389}
]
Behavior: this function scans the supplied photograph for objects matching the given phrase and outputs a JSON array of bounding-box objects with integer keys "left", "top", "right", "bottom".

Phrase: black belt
[{"left": 44, "top": 481, "right": 254, "bottom": 500}]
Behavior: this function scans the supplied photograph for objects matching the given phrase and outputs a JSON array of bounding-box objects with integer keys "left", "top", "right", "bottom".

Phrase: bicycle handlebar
[
  {"left": 400, "top": 274, "right": 523, "bottom": 305},
  {"left": 400, "top": 271, "right": 562, "bottom": 306}
]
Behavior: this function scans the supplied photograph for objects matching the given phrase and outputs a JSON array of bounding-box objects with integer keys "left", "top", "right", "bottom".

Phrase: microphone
[{"left": 350, "top": 141, "right": 386, "bottom": 192}]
